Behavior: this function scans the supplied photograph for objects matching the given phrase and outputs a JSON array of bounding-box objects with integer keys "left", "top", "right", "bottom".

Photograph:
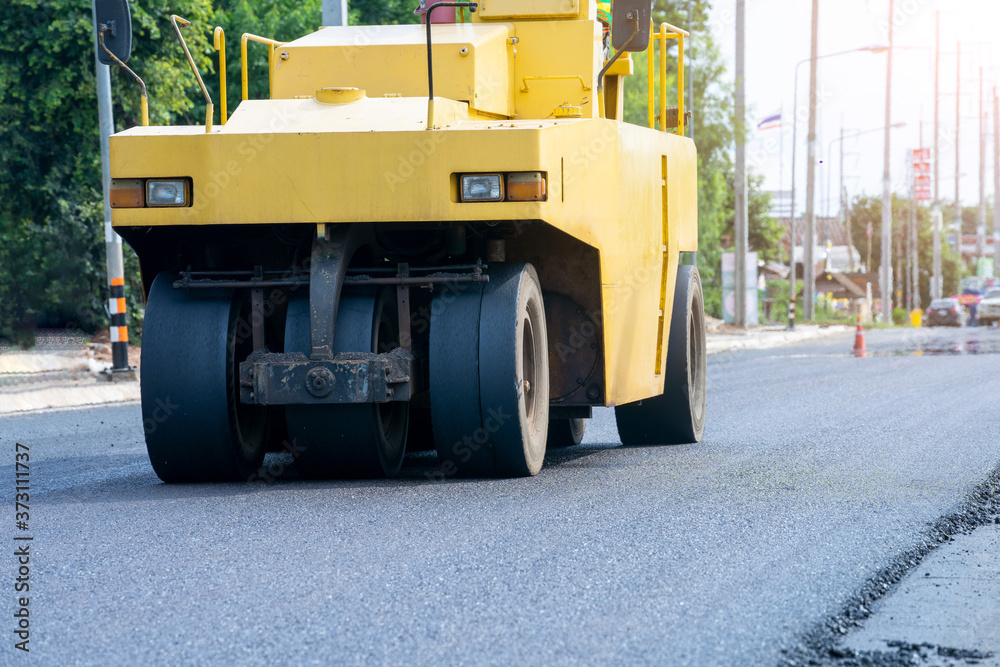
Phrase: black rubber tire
[
  {"left": 429, "top": 282, "right": 489, "bottom": 476},
  {"left": 615, "top": 265, "right": 707, "bottom": 445},
  {"left": 547, "top": 418, "right": 586, "bottom": 448},
  {"left": 142, "top": 273, "right": 267, "bottom": 482},
  {"left": 285, "top": 288, "right": 409, "bottom": 479},
  {"left": 431, "top": 264, "right": 550, "bottom": 477}
]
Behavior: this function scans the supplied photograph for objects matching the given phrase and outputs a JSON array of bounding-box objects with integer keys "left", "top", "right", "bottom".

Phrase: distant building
[{"left": 777, "top": 215, "right": 862, "bottom": 275}]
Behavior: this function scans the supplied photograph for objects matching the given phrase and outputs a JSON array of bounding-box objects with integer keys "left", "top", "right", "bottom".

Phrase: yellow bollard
[{"left": 909, "top": 309, "right": 922, "bottom": 327}]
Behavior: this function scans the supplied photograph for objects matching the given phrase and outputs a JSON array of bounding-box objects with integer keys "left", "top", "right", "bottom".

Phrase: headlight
[
  {"left": 461, "top": 174, "right": 503, "bottom": 202},
  {"left": 146, "top": 180, "right": 190, "bottom": 207}
]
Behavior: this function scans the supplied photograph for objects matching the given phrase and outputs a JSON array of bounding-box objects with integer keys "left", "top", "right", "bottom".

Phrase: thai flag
[{"left": 756, "top": 109, "right": 782, "bottom": 131}]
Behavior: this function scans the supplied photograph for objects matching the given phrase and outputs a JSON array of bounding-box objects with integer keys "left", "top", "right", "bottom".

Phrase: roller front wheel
[{"left": 141, "top": 273, "right": 267, "bottom": 482}]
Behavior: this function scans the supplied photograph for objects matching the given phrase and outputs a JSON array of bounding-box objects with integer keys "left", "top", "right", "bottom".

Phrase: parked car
[
  {"left": 977, "top": 288, "right": 1000, "bottom": 327},
  {"left": 925, "top": 298, "right": 965, "bottom": 327}
]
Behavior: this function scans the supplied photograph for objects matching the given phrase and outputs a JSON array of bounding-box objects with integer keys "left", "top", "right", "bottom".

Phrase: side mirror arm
[
  {"left": 598, "top": 14, "right": 640, "bottom": 92},
  {"left": 98, "top": 25, "right": 148, "bottom": 126}
]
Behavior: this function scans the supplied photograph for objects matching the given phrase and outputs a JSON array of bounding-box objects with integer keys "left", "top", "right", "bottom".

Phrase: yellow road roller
[{"left": 98, "top": 0, "right": 706, "bottom": 480}]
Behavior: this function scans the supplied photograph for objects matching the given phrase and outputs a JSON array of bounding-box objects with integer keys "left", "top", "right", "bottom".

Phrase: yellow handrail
[
  {"left": 214, "top": 27, "right": 227, "bottom": 124},
  {"left": 646, "top": 22, "right": 687, "bottom": 136},
  {"left": 241, "top": 33, "right": 284, "bottom": 101}
]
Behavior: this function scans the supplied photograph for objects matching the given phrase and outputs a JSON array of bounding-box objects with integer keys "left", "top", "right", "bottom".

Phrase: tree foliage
[{"left": 849, "top": 194, "right": 967, "bottom": 305}]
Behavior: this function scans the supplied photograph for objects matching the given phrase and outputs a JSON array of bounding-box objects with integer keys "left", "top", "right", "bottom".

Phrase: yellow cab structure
[{"left": 102, "top": 0, "right": 707, "bottom": 482}]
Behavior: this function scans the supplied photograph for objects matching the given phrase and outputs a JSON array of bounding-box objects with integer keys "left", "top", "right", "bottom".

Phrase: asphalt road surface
[{"left": 3, "top": 325, "right": 999, "bottom": 666}]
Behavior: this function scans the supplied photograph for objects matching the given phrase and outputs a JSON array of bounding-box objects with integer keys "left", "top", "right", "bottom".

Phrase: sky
[{"left": 708, "top": 0, "right": 1000, "bottom": 216}]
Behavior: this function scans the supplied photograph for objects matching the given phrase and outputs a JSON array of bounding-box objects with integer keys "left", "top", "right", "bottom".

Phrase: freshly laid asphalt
[{"left": 2, "top": 326, "right": 999, "bottom": 665}]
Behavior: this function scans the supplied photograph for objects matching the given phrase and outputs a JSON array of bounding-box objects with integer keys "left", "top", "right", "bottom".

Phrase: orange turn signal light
[
  {"left": 110, "top": 179, "right": 144, "bottom": 208},
  {"left": 506, "top": 172, "right": 547, "bottom": 202}
]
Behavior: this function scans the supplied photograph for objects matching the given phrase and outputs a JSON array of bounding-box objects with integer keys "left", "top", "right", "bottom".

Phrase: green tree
[
  {"left": 0, "top": 0, "right": 213, "bottom": 344},
  {"left": 848, "top": 194, "right": 967, "bottom": 305}
]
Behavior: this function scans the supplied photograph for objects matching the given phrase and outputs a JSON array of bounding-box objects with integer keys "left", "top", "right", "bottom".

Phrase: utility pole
[
  {"left": 839, "top": 124, "right": 845, "bottom": 246},
  {"left": 994, "top": 87, "right": 999, "bottom": 278},
  {"left": 979, "top": 67, "right": 987, "bottom": 264},
  {"left": 91, "top": 0, "right": 131, "bottom": 375},
  {"left": 909, "top": 119, "right": 924, "bottom": 310},
  {"left": 804, "top": 0, "right": 819, "bottom": 320},
  {"left": 322, "top": 0, "right": 349, "bottom": 26},
  {"left": 880, "top": 0, "right": 894, "bottom": 323},
  {"left": 734, "top": 0, "right": 748, "bottom": 326},
  {"left": 955, "top": 43, "right": 962, "bottom": 243},
  {"left": 932, "top": 11, "right": 942, "bottom": 299}
]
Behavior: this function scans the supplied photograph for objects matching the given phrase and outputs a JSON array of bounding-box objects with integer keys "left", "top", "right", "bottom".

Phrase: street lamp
[{"left": 788, "top": 44, "right": 888, "bottom": 327}]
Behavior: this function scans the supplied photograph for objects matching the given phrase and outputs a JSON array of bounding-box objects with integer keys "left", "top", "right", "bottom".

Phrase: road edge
[{"left": 780, "top": 464, "right": 1000, "bottom": 666}]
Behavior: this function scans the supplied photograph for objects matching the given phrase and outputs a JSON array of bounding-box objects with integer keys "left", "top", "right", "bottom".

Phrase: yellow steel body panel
[
  {"left": 478, "top": 0, "right": 580, "bottom": 19},
  {"left": 475, "top": 0, "right": 596, "bottom": 20},
  {"left": 509, "top": 20, "right": 602, "bottom": 120},
  {"left": 110, "top": 96, "right": 697, "bottom": 405},
  {"left": 267, "top": 19, "right": 602, "bottom": 122},
  {"left": 270, "top": 24, "right": 515, "bottom": 118}
]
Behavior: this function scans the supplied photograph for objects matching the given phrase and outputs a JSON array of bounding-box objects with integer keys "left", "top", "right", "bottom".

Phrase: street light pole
[
  {"left": 788, "top": 45, "right": 887, "bottom": 326},
  {"left": 322, "top": 0, "right": 348, "bottom": 26},
  {"left": 978, "top": 66, "right": 986, "bottom": 265},
  {"left": 734, "top": 0, "right": 747, "bottom": 327},
  {"left": 804, "top": 0, "right": 820, "bottom": 321},
  {"left": 91, "top": 0, "right": 130, "bottom": 374},
  {"left": 879, "top": 0, "right": 894, "bottom": 323},
  {"left": 994, "top": 86, "right": 999, "bottom": 279},
  {"left": 932, "top": 11, "right": 942, "bottom": 299},
  {"left": 955, "top": 42, "right": 962, "bottom": 243}
]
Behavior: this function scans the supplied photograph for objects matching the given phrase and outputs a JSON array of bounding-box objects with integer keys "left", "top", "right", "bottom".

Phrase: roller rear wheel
[
  {"left": 547, "top": 417, "right": 586, "bottom": 448},
  {"left": 141, "top": 273, "right": 267, "bottom": 482},
  {"left": 285, "top": 287, "right": 408, "bottom": 479},
  {"left": 615, "top": 265, "right": 707, "bottom": 445},
  {"left": 431, "top": 264, "right": 549, "bottom": 477}
]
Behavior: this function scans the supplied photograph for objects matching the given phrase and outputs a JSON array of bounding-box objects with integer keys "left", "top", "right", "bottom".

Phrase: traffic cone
[{"left": 853, "top": 315, "right": 867, "bottom": 358}]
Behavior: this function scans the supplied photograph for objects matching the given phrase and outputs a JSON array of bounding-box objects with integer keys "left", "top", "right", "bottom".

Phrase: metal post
[
  {"left": 913, "top": 121, "right": 921, "bottom": 312},
  {"left": 994, "top": 87, "right": 999, "bottom": 279},
  {"left": 955, "top": 43, "right": 962, "bottom": 243},
  {"left": 789, "top": 61, "right": 804, "bottom": 329},
  {"left": 687, "top": 0, "right": 694, "bottom": 141},
  {"left": 932, "top": 11, "right": 942, "bottom": 299},
  {"left": 910, "top": 151, "right": 917, "bottom": 311},
  {"left": 322, "top": 0, "right": 349, "bottom": 26},
  {"left": 978, "top": 66, "right": 987, "bottom": 263},
  {"left": 734, "top": 0, "right": 747, "bottom": 327},
  {"left": 839, "top": 124, "right": 844, "bottom": 245},
  {"left": 804, "top": 0, "right": 819, "bottom": 320},
  {"left": 845, "top": 186, "right": 853, "bottom": 270},
  {"left": 880, "top": 0, "right": 894, "bottom": 323},
  {"left": 91, "top": 0, "right": 130, "bottom": 373}
]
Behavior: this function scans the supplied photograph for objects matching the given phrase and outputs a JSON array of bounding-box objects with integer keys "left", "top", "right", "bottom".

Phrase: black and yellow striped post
[{"left": 109, "top": 276, "right": 130, "bottom": 370}]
